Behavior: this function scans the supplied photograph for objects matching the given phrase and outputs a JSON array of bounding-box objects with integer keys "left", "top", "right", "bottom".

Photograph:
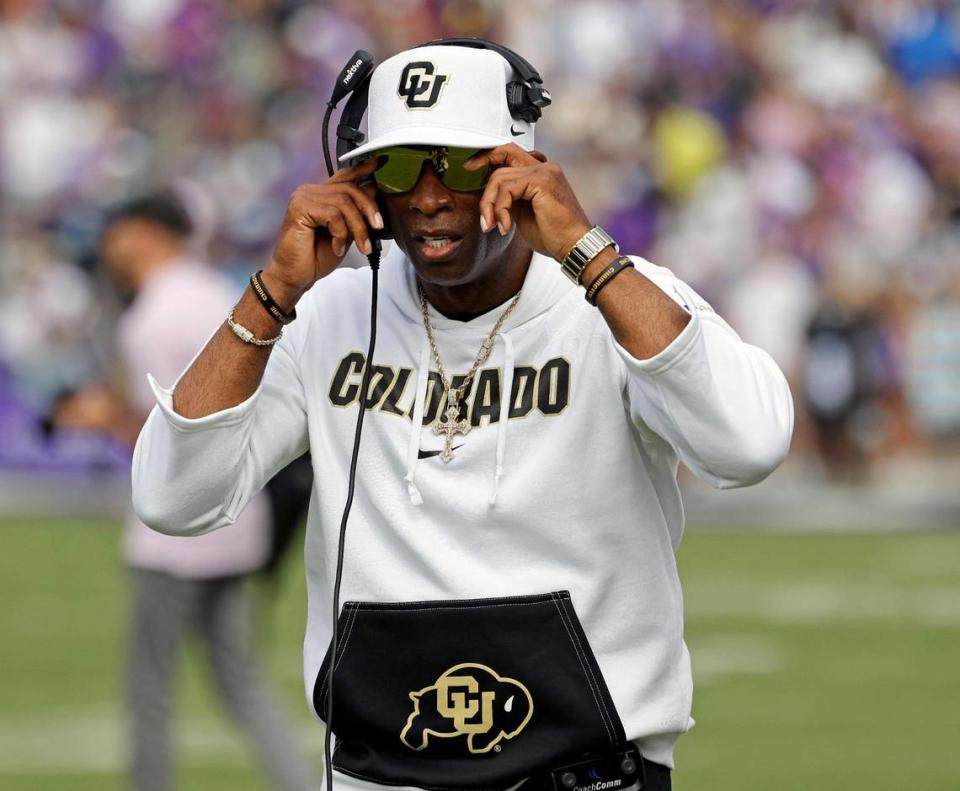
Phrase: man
[
  {"left": 55, "top": 193, "right": 315, "bottom": 791},
  {"left": 133, "top": 44, "right": 793, "bottom": 790}
]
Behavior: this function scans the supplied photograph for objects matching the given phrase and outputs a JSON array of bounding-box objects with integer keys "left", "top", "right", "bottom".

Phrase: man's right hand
[
  {"left": 172, "top": 159, "right": 385, "bottom": 419},
  {"left": 261, "top": 157, "right": 383, "bottom": 310}
]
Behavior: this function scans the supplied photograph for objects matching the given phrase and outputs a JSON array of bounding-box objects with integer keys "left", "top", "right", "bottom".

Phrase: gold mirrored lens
[
  {"left": 373, "top": 148, "right": 431, "bottom": 193},
  {"left": 373, "top": 147, "right": 489, "bottom": 193},
  {"left": 442, "top": 148, "right": 488, "bottom": 191}
]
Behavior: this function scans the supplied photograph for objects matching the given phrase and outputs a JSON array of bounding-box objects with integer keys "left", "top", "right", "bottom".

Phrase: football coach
[{"left": 132, "top": 40, "right": 793, "bottom": 791}]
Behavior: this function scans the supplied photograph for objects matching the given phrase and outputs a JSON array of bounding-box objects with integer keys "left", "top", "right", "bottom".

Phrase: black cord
[
  {"left": 323, "top": 239, "right": 381, "bottom": 788},
  {"left": 322, "top": 102, "right": 336, "bottom": 177}
]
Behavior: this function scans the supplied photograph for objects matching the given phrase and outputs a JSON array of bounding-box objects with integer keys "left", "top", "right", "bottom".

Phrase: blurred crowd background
[{"left": 2, "top": 0, "right": 960, "bottom": 491}]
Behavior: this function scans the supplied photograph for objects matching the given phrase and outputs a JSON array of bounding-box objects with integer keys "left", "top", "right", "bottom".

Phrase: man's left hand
[{"left": 464, "top": 144, "right": 593, "bottom": 263}]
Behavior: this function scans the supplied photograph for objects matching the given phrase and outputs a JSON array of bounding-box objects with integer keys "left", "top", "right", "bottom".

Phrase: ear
[{"left": 529, "top": 150, "right": 548, "bottom": 163}]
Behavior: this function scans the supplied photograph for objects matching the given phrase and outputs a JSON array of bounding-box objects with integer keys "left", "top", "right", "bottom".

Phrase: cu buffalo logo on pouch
[
  {"left": 398, "top": 61, "right": 449, "bottom": 109},
  {"left": 400, "top": 663, "right": 533, "bottom": 754}
]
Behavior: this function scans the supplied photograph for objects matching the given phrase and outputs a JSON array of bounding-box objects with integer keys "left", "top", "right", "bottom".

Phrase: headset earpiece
[
  {"left": 421, "top": 37, "right": 551, "bottom": 125},
  {"left": 506, "top": 79, "right": 552, "bottom": 123}
]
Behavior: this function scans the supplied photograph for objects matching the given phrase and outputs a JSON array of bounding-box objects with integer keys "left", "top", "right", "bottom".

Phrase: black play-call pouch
[{"left": 313, "top": 590, "right": 626, "bottom": 790}]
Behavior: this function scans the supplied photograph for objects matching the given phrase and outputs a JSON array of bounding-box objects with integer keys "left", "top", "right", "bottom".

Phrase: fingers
[
  {"left": 333, "top": 182, "right": 384, "bottom": 231},
  {"left": 495, "top": 178, "right": 536, "bottom": 235},
  {"left": 295, "top": 203, "right": 349, "bottom": 256},
  {"left": 328, "top": 156, "right": 379, "bottom": 183},
  {"left": 338, "top": 198, "right": 375, "bottom": 256},
  {"left": 464, "top": 143, "right": 539, "bottom": 171},
  {"left": 479, "top": 168, "right": 514, "bottom": 234},
  {"left": 473, "top": 147, "right": 552, "bottom": 232},
  {"left": 311, "top": 203, "right": 371, "bottom": 257},
  {"left": 478, "top": 166, "right": 538, "bottom": 234},
  {"left": 289, "top": 182, "right": 382, "bottom": 257}
]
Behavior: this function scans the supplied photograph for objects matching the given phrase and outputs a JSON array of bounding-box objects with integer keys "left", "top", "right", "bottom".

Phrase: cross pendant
[{"left": 433, "top": 390, "right": 471, "bottom": 463}]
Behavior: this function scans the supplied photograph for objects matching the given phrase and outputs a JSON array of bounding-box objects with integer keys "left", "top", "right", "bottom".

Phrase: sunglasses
[{"left": 372, "top": 146, "right": 490, "bottom": 194}]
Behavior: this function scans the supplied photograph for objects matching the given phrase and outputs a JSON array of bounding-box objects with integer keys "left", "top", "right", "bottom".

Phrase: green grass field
[{"left": 1, "top": 519, "right": 958, "bottom": 790}]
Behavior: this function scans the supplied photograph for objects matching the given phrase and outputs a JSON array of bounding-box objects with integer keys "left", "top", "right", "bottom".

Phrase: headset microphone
[
  {"left": 331, "top": 50, "right": 375, "bottom": 106},
  {"left": 323, "top": 49, "right": 375, "bottom": 179}
]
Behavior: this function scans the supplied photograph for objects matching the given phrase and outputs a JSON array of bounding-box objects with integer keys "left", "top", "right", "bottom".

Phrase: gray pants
[{"left": 128, "top": 568, "right": 316, "bottom": 791}]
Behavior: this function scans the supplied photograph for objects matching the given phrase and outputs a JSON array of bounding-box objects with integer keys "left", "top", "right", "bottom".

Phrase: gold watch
[{"left": 560, "top": 226, "right": 618, "bottom": 284}]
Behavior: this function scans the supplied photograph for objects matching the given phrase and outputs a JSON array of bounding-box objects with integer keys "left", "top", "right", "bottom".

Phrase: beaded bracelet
[
  {"left": 250, "top": 270, "right": 297, "bottom": 325},
  {"left": 584, "top": 256, "right": 634, "bottom": 306}
]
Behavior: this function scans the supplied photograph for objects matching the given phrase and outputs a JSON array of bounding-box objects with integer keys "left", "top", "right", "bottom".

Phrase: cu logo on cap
[{"left": 398, "top": 61, "right": 449, "bottom": 109}]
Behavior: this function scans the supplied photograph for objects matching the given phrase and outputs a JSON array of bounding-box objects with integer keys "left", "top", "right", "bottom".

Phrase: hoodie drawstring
[
  {"left": 489, "top": 332, "right": 514, "bottom": 506},
  {"left": 404, "top": 339, "right": 431, "bottom": 505}
]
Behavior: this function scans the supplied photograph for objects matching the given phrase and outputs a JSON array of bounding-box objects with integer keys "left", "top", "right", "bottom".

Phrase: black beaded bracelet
[
  {"left": 584, "top": 256, "right": 634, "bottom": 306},
  {"left": 250, "top": 270, "right": 297, "bottom": 325}
]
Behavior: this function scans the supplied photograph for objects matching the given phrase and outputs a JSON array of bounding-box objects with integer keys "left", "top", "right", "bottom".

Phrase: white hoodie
[{"left": 132, "top": 245, "right": 792, "bottom": 790}]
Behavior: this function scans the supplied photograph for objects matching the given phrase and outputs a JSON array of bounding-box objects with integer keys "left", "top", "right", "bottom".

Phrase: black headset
[
  {"left": 323, "top": 37, "right": 552, "bottom": 228},
  {"left": 335, "top": 38, "right": 551, "bottom": 163}
]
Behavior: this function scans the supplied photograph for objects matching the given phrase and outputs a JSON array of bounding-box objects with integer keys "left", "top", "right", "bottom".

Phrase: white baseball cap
[{"left": 337, "top": 45, "right": 535, "bottom": 162}]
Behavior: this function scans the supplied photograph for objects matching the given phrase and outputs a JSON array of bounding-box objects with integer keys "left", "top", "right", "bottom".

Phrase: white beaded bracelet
[{"left": 226, "top": 308, "right": 282, "bottom": 346}]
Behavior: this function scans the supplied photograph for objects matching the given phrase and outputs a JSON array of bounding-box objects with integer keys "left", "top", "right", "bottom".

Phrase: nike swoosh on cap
[
  {"left": 510, "top": 125, "right": 524, "bottom": 137},
  {"left": 418, "top": 446, "right": 463, "bottom": 460}
]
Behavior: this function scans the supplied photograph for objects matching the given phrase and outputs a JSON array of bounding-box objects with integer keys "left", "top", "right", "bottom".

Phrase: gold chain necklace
[{"left": 417, "top": 283, "right": 521, "bottom": 463}]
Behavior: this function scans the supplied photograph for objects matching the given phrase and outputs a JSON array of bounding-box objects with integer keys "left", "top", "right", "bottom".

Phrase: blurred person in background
[
  {"left": 904, "top": 206, "right": 960, "bottom": 449},
  {"left": 802, "top": 287, "right": 886, "bottom": 482},
  {"left": 52, "top": 192, "right": 316, "bottom": 791}
]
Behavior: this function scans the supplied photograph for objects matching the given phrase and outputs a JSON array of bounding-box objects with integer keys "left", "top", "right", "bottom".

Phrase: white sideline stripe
[
  {"left": 685, "top": 580, "right": 960, "bottom": 626},
  {"left": 0, "top": 709, "right": 323, "bottom": 773},
  {"left": 687, "top": 635, "right": 784, "bottom": 683}
]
